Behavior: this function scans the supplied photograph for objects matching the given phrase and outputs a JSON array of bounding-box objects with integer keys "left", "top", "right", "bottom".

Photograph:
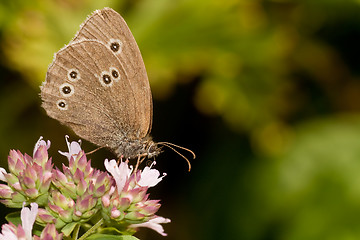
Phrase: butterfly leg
[{"left": 85, "top": 146, "right": 104, "bottom": 156}]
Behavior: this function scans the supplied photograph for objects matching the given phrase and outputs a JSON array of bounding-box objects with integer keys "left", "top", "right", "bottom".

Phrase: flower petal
[
  {"left": 21, "top": 202, "right": 38, "bottom": 240},
  {"left": 129, "top": 216, "right": 171, "bottom": 236},
  {"left": 33, "top": 137, "right": 51, "bottom": 157},
  {"left": 0, "top": 168, "right": 7, "bottom": 182},
  {"left": 104, "top": 159, "right": 131, "bottom": 194},
  {"left": 0, "top": 223, "right": 17, "bottom": 240},
  {"left": 138, "top": 166, "right": 166, "bottom": 188},
  {"left": 58, "top": 135, "right": 82, "bottom": 160}
]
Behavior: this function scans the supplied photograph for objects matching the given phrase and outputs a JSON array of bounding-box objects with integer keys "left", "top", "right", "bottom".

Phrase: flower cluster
[
  {"left": 102, "top": 159, "right": 168, "bottom": 234},
  {"left": 0, "top": 137, "right": 52, "bottom": 208},
  {"left": 0, "top": 136, "right": 170, "bottom": 239},
  {"left": 0, "top": 203, "right": 63, "bottom": 240}
]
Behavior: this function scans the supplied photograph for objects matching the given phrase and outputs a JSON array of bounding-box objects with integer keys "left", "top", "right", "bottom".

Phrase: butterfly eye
[
  {"left": 56, "top": 99, "right": 68, "bottom": 110},
  {"left": 59, "top": 83, "right": 75, "bottom": 97}
]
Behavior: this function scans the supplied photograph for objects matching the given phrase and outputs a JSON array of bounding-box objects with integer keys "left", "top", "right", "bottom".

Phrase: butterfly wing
[
  {"left": 41, "top": 8, "right": 153, "bottom": 150},
  {"left": 72, "top": 7, "right": 153, "bottom": 135},
  {"left": 41, "top": 40, "right": 150, "bottom": 150}
]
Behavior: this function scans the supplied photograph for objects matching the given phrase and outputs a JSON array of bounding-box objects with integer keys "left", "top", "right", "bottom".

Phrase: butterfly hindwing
[{"left": 42, "top": 40, "right": 146, "bottom": 149}]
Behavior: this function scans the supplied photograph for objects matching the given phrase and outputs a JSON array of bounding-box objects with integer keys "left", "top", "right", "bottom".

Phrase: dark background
[{"left": 2, "top": 0, "right": 360, "bottom": 239}]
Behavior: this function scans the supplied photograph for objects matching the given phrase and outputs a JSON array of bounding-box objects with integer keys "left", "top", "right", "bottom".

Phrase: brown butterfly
[{"left": 41, "top": 7, "right": 193, "bottom": 168}]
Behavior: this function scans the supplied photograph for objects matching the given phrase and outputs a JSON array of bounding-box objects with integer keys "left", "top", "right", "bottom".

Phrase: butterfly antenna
[
  {"left": 157, "top": 142, "right": 195, "bottom": 172},
  {"left": 158, "top": 142, "right": 196, "bottom": 159},
  {"left": 86, "top": 146, "right": 104, "bottom": 155}
]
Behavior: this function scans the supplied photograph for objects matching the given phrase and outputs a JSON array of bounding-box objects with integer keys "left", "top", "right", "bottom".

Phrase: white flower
[
  {"left": 130, "top": 216, "right": 171, "bottom": 236},
  {"left": 104, "top": 159, "right": 132, "bottom": 193},
  {"left": 21, "top": 202, "right": 38, "bottom": 240},
  {"left": 33, "top": 136, "right": 51, "bottom": 157},
  {"left": 0, "top": 203, "right": 38, "bottom": 240},
  {"left": 58, "top": 135, "right": 82, "bottom": 160},
  {"left": 0, "top": 168, "right": 7, "bottom": 182},
  {"left": 138, "top": 162, "right": 166, "bottom": 188},
  {"left": 0, "top": 224, "right": 17, "bottom": 240}
]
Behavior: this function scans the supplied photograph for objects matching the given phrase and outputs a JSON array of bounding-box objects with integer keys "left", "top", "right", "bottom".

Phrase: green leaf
[
  {"left": 85, "top": 234, "right": 139, "bottom": 240},
  {"left": 5, "top": 211, "right": 21, "bottom": 225},
  {"left": 32, "top": 222, "right": 46, "bottom": 237},
  {"left": 36, "top": 193, "right": 49, "bottom": 206},
  {"left": 61, "top": 222, "right": 78, "bottom": 236},
  {"left": 99, "top": 226, "right": 136, "bottom": 235}
]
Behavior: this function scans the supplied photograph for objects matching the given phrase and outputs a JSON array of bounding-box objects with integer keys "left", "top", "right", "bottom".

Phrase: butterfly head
[
  {"left": 114, "top": 137, "right": 161, "bottom": 160},
  {"left": 146, "top": 141, "right": 162, "bottom": 159}
]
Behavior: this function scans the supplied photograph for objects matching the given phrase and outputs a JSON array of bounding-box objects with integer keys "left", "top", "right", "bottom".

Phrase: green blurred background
[{"left": 1, "top": 0, "right": 360, "bottom": 239}]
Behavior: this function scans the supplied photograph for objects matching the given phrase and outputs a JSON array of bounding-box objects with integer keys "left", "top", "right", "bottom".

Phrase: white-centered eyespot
[
  {"left": 109, "top": 67, "right": 120, "bottom": 81},
  {"left": 56, "top": 99, "right": 68, "bottom": 110},
  {"left": 108, "top": 39, "right": 123, "bottom": 53},
  {"left": 59, "top": 83, "right": 75, "bottom": 97},
  {"left": 98, "top": 71, "right": 113, "bottom": 87},
  {"left": 67, "top": 69, "right": 80, "bottom": 82}
]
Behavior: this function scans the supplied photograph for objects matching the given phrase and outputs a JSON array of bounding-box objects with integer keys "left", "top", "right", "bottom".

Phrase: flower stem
[{"left": 78, "top": 218, "right": 104, "bottom": 240}]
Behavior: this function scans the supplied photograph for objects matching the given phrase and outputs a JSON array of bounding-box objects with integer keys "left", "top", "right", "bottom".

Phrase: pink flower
[
  {"left": 0, "top": 168, "right": 8, "bottom": 182},
  {"left": 0, "top": 203, "right": 38, "bottom": 240},
  {"left": 129, "top": 216, "right": 171, "bottom": 236},
  {"left": 21, "top": 203, "right": 38, "bottom": 240},
  {"left": 103, "top": 159, "right": 170, "bottom": 235},
  {"left": 58, "top": 135, "right": 82, "bottom": 160},
  {"left": 33, "top": 224, "right": 62, "bottom": 240},
  {"left": 0, "top": 223, "right": 17, "bottom": 240},
  {"left": 104, "top": 159, "right": 132, "bottom": 194},
  {"left": 33, "top": 137, "right": 50, "bottom": 157},
  {"left": 0, "top": 136, "right": 171, "bottom": 237},
  {"left": 0, "top": 138, "right": 53, "bottom": 207},
  {"left": 137, "top": 162, "right": 166, "bottom": 188}
]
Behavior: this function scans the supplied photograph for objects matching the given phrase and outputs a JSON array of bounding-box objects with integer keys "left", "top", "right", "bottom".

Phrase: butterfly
[{"left": 41, "top": 7, "right": 193, "bottom": 168}]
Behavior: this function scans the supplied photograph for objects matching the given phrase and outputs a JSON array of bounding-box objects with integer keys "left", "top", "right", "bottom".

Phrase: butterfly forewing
[{"left": 72, "top": 8, "right": 153, "bottom": 135}]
